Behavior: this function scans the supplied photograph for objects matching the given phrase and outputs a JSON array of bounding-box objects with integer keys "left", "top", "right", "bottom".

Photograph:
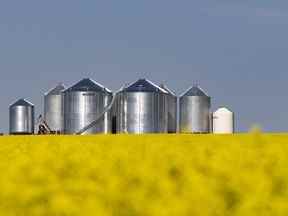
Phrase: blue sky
[{"left": 0, "top": 0, "right": 287, "bottom": 132}]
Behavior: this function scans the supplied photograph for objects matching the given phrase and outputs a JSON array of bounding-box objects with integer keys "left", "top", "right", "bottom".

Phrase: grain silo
[
  {"left": 212, "top": 107, "right": 234, "bottom": 134},
  {"left": 9, "top": 99, "right": 34, "bottom": 135},
  {"left": 159, "top": 84, "right": 177, "bottom": 133},
  {"left": 179, "top": 85, "right": 211, "bottom": 133},
  {"left": 115, "top": 78, "right": 168, "bottom": 134},
  {"left": 44, "top": 83, "right": 65, "bottom": 133},
  {"left": 63, "top": 78, "right": 113, "bottom": 134}
]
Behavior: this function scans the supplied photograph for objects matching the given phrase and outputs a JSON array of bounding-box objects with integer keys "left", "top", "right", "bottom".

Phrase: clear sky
[{"left": 0, "top": 0, "right": 287, "bottom": 133}]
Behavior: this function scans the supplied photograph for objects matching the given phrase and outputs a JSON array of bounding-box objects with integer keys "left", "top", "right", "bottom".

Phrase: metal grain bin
[
  {"left": 115, "top": 79, "right": 168, "bottom": 134},
  {"left": 160, "top": 84, "right": 177, "bottom": 133},
  {"left": 179, "top": 86, "right": 211, "bottom": 133},
  {"left": 9, "top": 99, "right": 34, "bottom": 134},
  {"left": 63, "top": 78, "right": 112, "bottom": 134},
  {"left": 44, "top": 83, "right": 65, "bottom": 133}
]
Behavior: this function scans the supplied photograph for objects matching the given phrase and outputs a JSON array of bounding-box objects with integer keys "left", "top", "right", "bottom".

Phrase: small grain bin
[
  {"left": 212, "top": 107, "right": 234, "bottom": 134},
  {"left": 44, "top": 83, "right": 65, "bottom": 133},
  {"left": 9, "top": 99, "right": 34, "bottom": 134},
  {"left": 179, "top": 85, "right": 211, "bottom": 133},
  {"left": 160, "top": 84, "right": 177, "bottom": 133}
]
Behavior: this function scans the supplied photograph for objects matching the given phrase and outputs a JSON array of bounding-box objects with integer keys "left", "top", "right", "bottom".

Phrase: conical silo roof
[
  {"left": 64, "top": 78, "right": 111, "bottom": 93},
  {"left": 181, "top": 85, "right": 208, "bottom": 97},
  {"left": 123, "top": 79, "right": 167, "bottom": 93},
  {"left": 45, "top": 83, "right": 65, "bottom": 96},
  {"left": 214, "top": 107, "right": 233, "bottom": 114},
  {"left": 159, "top": 84, "right": 176, "bottom": 96},
  {"left": 10, "top": 98, "right": 34, "bottom": 107}
]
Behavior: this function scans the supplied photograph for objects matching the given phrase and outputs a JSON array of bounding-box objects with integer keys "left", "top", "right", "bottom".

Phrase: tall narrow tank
[
  {"left": 213, "top": 107, "right": 234, "bottom": 134},
  {"left": 9, "top": 99, "right": 34, "bottom": 134},
  {"left": 63, "top": 78, "right": 112, "bottom": 134},
  {"left": 160, "top": 84, "right": 177, "bottom": 133},
  {"left": 115, "top": 78, "right": 168, "bottom": 134},
  {"left": 44, "top": 83, "right": 65, "bottom": 133},
  {"left": 179, "top": 85, "right": 211, "bottom": 133}
]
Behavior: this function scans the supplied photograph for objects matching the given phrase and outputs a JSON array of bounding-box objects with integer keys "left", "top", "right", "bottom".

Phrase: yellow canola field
[{"left": 0, "top": 133, "right": 288, "bottom": 215}]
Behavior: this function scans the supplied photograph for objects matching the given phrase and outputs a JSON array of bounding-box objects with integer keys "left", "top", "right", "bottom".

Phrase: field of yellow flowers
[{"left": 0, "top": 133, "right": 288, "bottom": 215}]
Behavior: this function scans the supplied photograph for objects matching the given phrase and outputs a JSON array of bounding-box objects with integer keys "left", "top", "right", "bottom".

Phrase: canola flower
[{"left": 0, "top": 133, "right": 288, "bottom": 215}]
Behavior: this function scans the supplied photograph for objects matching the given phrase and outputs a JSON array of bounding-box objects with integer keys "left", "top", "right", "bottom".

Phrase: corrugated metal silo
[
  {"left": 63, "top": 78, "right": 112, "bottom": 134},
  {"left": 115, "top": 79, "right": 168, "bottom": 134},
  {"left": 9, "top": 99, "right": 34, "bottom": 134},
  {"left": 44, "top": 83, "right": 65, "bottom": 133},
  {"left": 160, "top": 84, "right": 177, "bottom": 133},
  {"left": 212, "top": 107, "right": 234, "bottom": 134},
  {"left": 179, "top": 86, "right": 211, "bottom": 133}
]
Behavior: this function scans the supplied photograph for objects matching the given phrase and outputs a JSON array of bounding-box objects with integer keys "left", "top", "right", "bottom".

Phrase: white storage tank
[{"left": 212, "top": 107, "right": 234, "bottom": 134}]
